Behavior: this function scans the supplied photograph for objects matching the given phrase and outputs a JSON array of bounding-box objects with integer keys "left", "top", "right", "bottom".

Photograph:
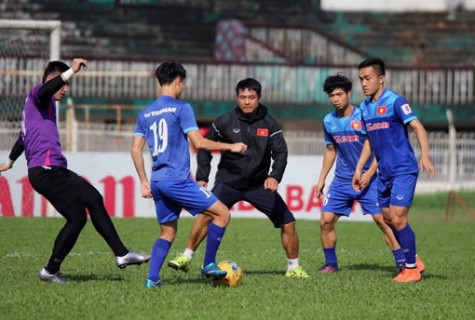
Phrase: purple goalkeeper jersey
[{"left": 19, "top": 84, "right": 68, "bottom": 169}]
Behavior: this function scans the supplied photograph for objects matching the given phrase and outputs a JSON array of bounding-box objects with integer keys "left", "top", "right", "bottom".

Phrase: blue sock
[
  {"left": 148, "top": 238, "right": 172, "bottom": 282},
  {"left": 203, "top": 222, "right": 226, "bottom": 267},
  {"left": 392, "top": 248, "right": 406, "bottom": 269},
  {"left": 323, "top": 247, "right": 338, "bottom": 267},
  {"left": 395, "top": 224, "right": 417, "bottom": 265},
  {"left": 391, "top": 227, "right": 401, "bottom": 243}
]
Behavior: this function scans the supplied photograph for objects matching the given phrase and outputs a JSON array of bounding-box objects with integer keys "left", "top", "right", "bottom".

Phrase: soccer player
[
  {"left": 353, "top": 57, "right": 434, "bottom": 282},
  {"left": 131, "top": 62, "right": 247, "bottom": 288},
  {"left": 167, "top": 78, "right": 309, "bottom": 278},
  {"left": 315, "top": 74, "right": 404, "bottom": 273},
  {"left": 0, "top": 59, "right": 150, "bottom": 284}
]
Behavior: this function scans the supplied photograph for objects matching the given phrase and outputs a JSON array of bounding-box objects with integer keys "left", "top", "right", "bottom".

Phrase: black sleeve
[
  {"left": 195, "top": 122, "right": 220, "bottom": 182},
  {"left": 9, "top": 136, "right": 25, "bottom": 161},
  {"left": 267, "top": 118, "right": 288, "bottom": 182},
  {"left": 36, "top": 75, "right": 67, "bottom": 104}
]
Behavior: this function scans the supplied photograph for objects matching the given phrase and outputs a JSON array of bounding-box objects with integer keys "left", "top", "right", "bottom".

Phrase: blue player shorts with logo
[
  {"left": 150, "top": 179, "right": 218, "bottom": 224},
  {"left": 377, "top": 173, "right": 418, "bottom": 208},
  {"left": 322, "top": 179, "right": 380, "bottom": 216}
]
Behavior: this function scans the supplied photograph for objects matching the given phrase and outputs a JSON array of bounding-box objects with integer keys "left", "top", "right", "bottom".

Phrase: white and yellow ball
[{"left": 213, "top": 260, "right": 243, "bottom": 287}]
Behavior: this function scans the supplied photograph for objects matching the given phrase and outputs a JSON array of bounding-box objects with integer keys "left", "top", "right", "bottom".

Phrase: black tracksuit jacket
[{"left": 196, "top": 104, "right": 288, "bottom": 190}]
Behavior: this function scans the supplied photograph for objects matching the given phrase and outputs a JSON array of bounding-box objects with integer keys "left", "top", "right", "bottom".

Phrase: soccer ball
[{"left": 213, "top": 260, "right": 243, "bottom": 287}]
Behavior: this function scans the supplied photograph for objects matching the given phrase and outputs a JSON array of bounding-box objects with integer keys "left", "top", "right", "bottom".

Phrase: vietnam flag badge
[
  {"left": 376, "top": 106, "right": 387, "bottom": 115},
  {"left": 350, "top": 121, "right": 362, "bottom": 130},
  {"left": 257, "top": 128, "right": 268, "bottom": 136}
]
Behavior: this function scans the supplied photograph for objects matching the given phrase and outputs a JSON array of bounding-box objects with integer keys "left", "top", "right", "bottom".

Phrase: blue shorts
[
  {"left": 211, "top": 182, "right": 295, "bottom": 228},
  {"left": 322, "top": 179, "right": 380, "bottom": 216},
  {"left": 151, "top": 179, "right": 218, "bottom": 224},
  {"left": 377, "top": 174, "right": 418, "bottom": 208}
]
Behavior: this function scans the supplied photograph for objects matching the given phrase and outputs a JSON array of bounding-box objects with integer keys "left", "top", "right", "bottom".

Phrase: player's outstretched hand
[
  {"left": 0, "top": 159, "right": 14, "bottom": 173},
  {"left": 71, "top": 58, "right": 87, "bottom": 73},
  {"left": 419, "top": 156, "right": 435, "bottom": 178},
  {"left": 264, "top": 177, "right": 278, "bottom": 192},
  {"left": 231, "top": 142, "right": 247, "bottom": 154},
  {"left": 140, "top": 181, "right": 153, "bottom": 199}
]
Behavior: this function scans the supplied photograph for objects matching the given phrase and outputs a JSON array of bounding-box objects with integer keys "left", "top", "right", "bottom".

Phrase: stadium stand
[
  {"left": 2, "top": 0, "right": 474, "bottom": 66},
  {"left": 1, "top": 0, "right": 474, "bottom": 129}
]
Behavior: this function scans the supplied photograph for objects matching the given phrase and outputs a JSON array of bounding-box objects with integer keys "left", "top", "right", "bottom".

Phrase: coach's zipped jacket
[{"left": 196, "top": 104, "right": 288, "bottom": 190}]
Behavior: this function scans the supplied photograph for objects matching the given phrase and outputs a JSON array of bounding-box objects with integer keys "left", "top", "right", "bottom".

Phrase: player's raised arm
[
  {"left": 408, "top": 119, "right": 435, "bottom": 178},
  {"left": 352, "top": 139, "right": 373, "bottom": 192},
  {"left": 315, "top": 144, "right": 337, "bottom": 199},
  {"left": 187, "top": 130, "right": 247, "bottom": 153}
]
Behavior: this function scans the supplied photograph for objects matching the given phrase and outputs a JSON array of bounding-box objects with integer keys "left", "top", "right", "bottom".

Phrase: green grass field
[{"left": 1, "top": 193, "right": 474, "bottom": 320}]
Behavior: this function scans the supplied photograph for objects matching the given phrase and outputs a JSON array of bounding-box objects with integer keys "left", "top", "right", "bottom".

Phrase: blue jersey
[
  {"left": 134, "top": 95, "right": 199, "bottom": 181},
  {"left": 323, "top": 106, "right": 373, "bottom": 183},
  {"left": 359, "top": 88, "right": 419, "bottom": 178}
]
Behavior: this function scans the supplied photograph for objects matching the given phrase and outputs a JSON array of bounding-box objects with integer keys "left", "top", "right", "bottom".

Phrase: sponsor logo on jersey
[
  {"left": 401, "top": 104, "right": 412, "bottom": 115},
  {"left": 376, "top": 106, "right": 387, "bottom": 115},
  {"left": 366, "top": 122, "right": 390, "bottom": 131},
  {"left": 350, "top": 120, "right": 362, "bottom": 130},
  {"left": 232, "top": 128, "right": 240, "bottom": 133},
  {"left": 334, "top": 135, "right": 359, "bottom": 143},
  {"left": 257, "top": 128, "right": 268, "bottom": 136},
  {"left": 144, "top": 107, "right": 177, "bottom": 118}
]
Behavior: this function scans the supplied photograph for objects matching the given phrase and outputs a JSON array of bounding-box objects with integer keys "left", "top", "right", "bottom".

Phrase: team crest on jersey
[
  {"left": 350, "top": 121, "right": 362, "bottom": 130},
  {"left": 401, "top": 104, "right": 412, "bottom": 115},
  {"left": 232, "top": 128, "right": 240, "bottom": 133},
  {"left": 376, "top": 106, "right": 387, "bottom": 115},
  {"left": 257, "top": 128, "right": 268, "bottom": 136}
]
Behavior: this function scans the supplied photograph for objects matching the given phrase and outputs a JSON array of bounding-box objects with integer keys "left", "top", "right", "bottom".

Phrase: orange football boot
[
  {"left": 393, "top": 267, "right": 421, "bottom": 283},
  {"left": 416, "top": 256, "right": 426, "bottom": 273}
]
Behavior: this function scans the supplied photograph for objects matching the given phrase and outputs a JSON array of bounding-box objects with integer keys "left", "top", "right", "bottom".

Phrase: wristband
[
  {"left": 61, "top": 68, "right": 74, "bottom": 81},
  {"left": 5, "top": 158, "right": 14, "bottom": 168}
]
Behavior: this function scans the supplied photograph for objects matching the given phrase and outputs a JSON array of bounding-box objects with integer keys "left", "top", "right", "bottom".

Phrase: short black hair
[
  {"left": 323, "top": 74, "right": 352, "bottom": 94},
  {"left": 358, "top": 57, "right": 385, "bottom": 76},
  {"left": 235, "top": 78, "right": 261, "bottom": 96},
  {"left": 155, "top": 61, "right": 186, "bottom": 86},
  {"left": 42, "top": 61, "right": 69, "bottom": 83}
]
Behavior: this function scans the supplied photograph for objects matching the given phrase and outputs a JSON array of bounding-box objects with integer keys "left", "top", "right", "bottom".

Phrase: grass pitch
[{"left": 1, "top": 192, "right": 474, "bottom": 320}]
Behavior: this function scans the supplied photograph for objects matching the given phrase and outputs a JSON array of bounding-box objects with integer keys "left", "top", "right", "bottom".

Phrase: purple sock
[
  {"left": 323, "top": 247, "right": 338, "bottom": 267},
  {"left": 203, "top": 222, "right": 226, "bottom": 267},
  {"left": 395, "top": 224, "right": 417, "bottom": 265},
  {"left": 148, "top": 238, "right": 171, "bottom": 282}
]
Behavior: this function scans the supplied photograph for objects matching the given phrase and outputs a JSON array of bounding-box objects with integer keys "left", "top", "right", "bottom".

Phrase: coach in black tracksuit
[{"left": 173, "top": 78, "right": 308, "bottom": 277}]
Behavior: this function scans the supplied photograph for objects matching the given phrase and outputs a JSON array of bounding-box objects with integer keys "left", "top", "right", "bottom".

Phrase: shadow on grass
[
  {"left": 240, "top": 270, "right": 283, "bottom": 276},
  {"left": 162, "top": 269, "right": 284, "bottom": 286},
  {"left": 346, "top": 263, "right": 395, "bottom": 273},
  {"left": 345, "top": 263, "right": 447, "bottom": 280},
  {"left": 66, "top": 274, "right": 125, "bottom": 282},
  {"left": 164, "top": 277, "right": 211, "bottom": 285}
]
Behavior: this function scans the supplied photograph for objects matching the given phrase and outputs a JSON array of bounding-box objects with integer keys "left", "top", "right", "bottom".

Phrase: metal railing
[{"left": 1, "top": 58, "right": 474, "bottom": 106}]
